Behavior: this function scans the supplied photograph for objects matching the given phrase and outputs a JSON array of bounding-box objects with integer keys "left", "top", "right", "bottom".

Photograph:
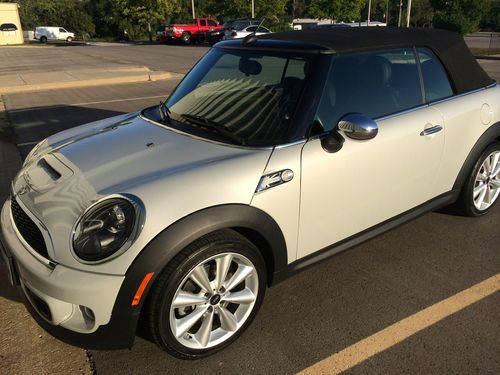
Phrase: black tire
[
  {"left": 181, "top": 32, "right": 191, "bottom": 45},
  {"left": 145, "top": 229, "right": 267, "bottom": 359},
  {"left": 66, "top": 36, "right": 73, "bottom": 43},
  {"left": 455, "top": 141, "right": 500, "bottom": 217},
  {"left": 40, "top": 36, "right": 47, "bottom": 43}
]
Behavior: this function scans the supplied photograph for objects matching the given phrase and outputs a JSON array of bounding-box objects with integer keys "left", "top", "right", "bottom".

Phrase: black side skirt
[{"left": 272, "top": 190, "right": 460, "bottom": 285}]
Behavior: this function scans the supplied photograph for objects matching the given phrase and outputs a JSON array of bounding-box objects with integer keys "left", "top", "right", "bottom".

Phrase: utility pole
[
  {"left": 367, "top": 0, "right": 372, "bottom": 26},
  {"left": 386, "top": 0, "right": 390, "bottom": 25},
  {"left": 398, "top": 0, "right": 403, "bottom": 27},
  {"left": 406, "top": 0, "right": 412, "bottom": 27},
  {"left": 191, "top": 0, "right": 195, "bottom": 19},
  {"left": 252, "top": 0, "right": 255, "bottom": 18}
]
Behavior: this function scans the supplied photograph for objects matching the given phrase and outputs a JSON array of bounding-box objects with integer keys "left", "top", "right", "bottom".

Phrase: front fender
[{"left": 110, "top": 204, "right": 288, "bottom": 344}]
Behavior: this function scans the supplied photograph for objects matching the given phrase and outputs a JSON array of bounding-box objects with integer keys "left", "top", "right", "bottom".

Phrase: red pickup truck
[{"left": 160, "top": 18, "right": 222, "bottom": 44}]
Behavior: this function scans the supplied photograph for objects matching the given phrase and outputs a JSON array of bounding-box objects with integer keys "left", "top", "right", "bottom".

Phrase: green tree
[
  {"left": 7, "top": 0, "right": 94, "bottom": 35},
  {"left": 307, "top": 0, "right": 365, "bottom": 22},
  {"left": 430, "top": 0, "right": 489, "bottom": 34}
]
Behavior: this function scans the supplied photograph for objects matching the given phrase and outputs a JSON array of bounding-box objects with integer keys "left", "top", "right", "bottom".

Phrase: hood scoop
[{"left": 24, "top": 154, "right": 73, "bottom": 191}]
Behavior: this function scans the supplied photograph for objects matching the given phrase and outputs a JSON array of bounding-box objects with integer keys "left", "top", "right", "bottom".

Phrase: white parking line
[{"left": 298, "top": 273, "right": 500, "bottom": 375}]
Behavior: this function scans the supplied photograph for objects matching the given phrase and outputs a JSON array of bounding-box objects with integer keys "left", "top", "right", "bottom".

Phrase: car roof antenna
[{"left": 242, "top": 18, "right": 265, "bottom": 46}]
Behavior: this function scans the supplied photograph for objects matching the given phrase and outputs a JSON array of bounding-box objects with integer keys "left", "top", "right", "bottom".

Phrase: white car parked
[
  {"left": 35, "top": 26, "right": 75, "bottom": 43},
  {"left": 224, "top": 25, "right": 271, "bottom": 40},
  {"left": 1, "top": 28, "right": 499, "bottom": 359}
]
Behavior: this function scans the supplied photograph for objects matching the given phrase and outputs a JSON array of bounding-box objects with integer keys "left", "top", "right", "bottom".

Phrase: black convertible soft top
[{"left": 255, "top": 27, "right": 495, "bottom": 95}]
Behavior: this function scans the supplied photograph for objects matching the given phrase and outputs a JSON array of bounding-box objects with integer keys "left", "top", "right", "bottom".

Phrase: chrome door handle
[{"left": 420, "top": 125, "right": 443, "bottom": 136}]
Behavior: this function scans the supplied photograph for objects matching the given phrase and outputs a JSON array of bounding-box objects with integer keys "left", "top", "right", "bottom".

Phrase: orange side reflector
[{"left": 131, "top": 272, "right": 154, "bottom": 306}]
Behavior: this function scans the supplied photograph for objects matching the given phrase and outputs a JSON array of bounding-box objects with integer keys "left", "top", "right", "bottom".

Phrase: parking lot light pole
[
  {"left": 191, "top": 0, "right": 195, "bottom": 19},
  {"left": 406, "top": 0, "right": 412, "bottom": 27},
  {"left": 252, "top": 0, "right": 255, "bottom": 18},
  {"left": 398, "top": 0, "right": 403, "bottom": 27},
  {"left": 367, "top": 0, "right": 372, "bottom": 26}
]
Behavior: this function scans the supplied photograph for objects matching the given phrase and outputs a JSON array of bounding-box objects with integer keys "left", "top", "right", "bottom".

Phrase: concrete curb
[{"left": 0, "top": 71, "right": 182, "bottom": 94}]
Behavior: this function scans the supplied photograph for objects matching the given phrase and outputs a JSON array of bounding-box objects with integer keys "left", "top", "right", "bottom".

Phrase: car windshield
[{"left": 156, "top": 48, "right": 311, "bottom": 146}]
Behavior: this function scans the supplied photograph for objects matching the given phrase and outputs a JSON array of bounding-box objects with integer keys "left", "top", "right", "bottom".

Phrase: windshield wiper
[
  {"left": 158, "top": 100, "right": 171, "bottom": 124},
  {"left": 180, "top": 113, "right": 246, "bottom": 146}
]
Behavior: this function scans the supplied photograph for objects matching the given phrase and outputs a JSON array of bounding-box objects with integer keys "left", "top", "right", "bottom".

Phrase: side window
[
  {"left": 314, "top": 48, "right": 423, "bottom": 133},
  {"left": 199, "top": 20, "right": 207, "bottom": 27},
  {"left": 59, "top": 28, "right": 66, "bottom": 33},
  {"left": 246, "top": 26, "right": 257, "bottom": 32},
  {"left": 207, "top": 20, "right": 217, "bottom": 27},
  {"left": 417, "top": 48, "right": 454, "bottom": 102}
]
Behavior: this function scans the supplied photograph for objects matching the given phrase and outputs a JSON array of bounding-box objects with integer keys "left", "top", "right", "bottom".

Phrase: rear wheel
[
  {"left": 40, "top": 36, "right": 47, "bottom": 43},
  {"left": 456, "top": 142, "right": 500, "bottom": 216},
  {"left": 146, "top": 230, "right": 266, "bottom": 359}
]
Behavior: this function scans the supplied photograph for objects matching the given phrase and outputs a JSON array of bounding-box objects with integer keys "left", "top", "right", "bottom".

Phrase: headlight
[{"left": 73, "top": 198, "right": 136, "bottom": 262}]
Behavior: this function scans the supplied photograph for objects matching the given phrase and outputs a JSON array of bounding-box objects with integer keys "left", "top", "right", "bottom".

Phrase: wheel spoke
[
  {"left": 218, "top": 306, "right": 238, "bottom": 332},
  {"left": 490, "top": 179, "right": 500, "bottom": 190},
  {"left": 476, "top": 173, "right": 487, "bottom": 182},
  {"left": 172, "top": 291, "right": 207, "bottom": 308},
  {"left": 492, "top": 165, "right": 500, "bottom": 178},
  {"left": 483, "top": 157, "right": 492, "bottom": 174},
  {"left": 174, "top": 305, "right": 208, "bottom": 338},
  {"left": 476, "top": 184, "right": 488, "bottom": 207},
  {"left": 190, "top": 265, "right": 212, "bottom": 292},
  {"left": 223, "top": 287, "right": 256, "bottom": 304},
  {"left": 474, "top": 183, "right": 487, "bottom": 199},
  {"left": 215, "top": 254, "right": 233, "bottom": 289},
  {"left": 485, "top": 186, "right": 494, "bottom": 204},
  {"left": 196, "top": 309, "right": 214, "bottom": 347},
  {"left": 490, "top": 153, "right": 500, "bottom": 174},
  {"left": 223, "top": 264, "right": 254, "bottom": 291}
]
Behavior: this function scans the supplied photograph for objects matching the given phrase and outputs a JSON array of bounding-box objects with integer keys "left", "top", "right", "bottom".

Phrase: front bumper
[{"left": 0, "top": 198, "right": 138, "bottom": 349}]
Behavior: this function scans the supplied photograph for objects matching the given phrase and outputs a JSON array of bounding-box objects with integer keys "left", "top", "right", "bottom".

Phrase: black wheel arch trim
[
  {"left": 15, "top": 204, "right": 288, "bottom": 350},
  {"left": 453, "top": 121, "right": 500, "bottom": 191}
]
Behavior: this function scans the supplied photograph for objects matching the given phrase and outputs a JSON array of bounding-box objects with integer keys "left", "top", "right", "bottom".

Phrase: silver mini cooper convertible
[{"left": 1, "top": 28, "right": 499, "bottom": 358}]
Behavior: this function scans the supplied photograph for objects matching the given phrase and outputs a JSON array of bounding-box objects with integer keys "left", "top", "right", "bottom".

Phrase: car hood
[
  {"left": 19, "top": 113, "right": 263, "bottom": 194},
  {"left": 11, "top": 113, "right": 273, "bottom": 268}
]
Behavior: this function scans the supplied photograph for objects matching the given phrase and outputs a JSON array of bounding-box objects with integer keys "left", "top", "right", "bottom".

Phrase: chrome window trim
[
  {"left": 309, "top": 83, "right": 497, "bottom": 139},
  {"left": 9, "top": 197, "right": 56, "bottom": 269},
  {"left": 427, "top": 82, "right": 497, "bottom": 106}
]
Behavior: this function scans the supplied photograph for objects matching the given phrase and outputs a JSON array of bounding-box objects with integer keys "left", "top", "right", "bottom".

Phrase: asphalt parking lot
[{"left": 0, "top": 44, "right": 499, "bottom": 374}]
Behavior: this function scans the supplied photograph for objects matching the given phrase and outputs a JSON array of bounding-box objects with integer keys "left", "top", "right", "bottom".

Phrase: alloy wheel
[
  {"left": 473, "top": 150, "right": 500, "bottom": 211},
  {"left": 169, "top": 252, "right": 259, "bottom": 349}
]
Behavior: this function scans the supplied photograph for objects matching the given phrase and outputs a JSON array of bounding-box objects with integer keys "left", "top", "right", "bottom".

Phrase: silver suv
[{"left": 1, "top": 28, "right": 499, "bottom": 359}]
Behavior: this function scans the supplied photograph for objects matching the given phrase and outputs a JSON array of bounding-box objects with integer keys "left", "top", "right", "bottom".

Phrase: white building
[{"left": 0, "top": 2, "right": 23, "bottom": 45}]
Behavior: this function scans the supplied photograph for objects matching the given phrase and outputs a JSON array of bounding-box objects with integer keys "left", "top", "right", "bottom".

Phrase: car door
[{"left": 297, "top": 48, "right": 446, "bottom": 258}]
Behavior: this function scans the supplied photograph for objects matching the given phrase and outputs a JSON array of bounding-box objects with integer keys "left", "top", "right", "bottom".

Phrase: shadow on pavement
[
  {"left": 0, "top": 262, "right": 22, "bottom": 303},
  {"left": 7, "top": 105, "right": 125, "bottom": 158}
]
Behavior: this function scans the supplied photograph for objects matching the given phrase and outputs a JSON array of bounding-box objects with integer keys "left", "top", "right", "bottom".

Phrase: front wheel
[
  {"left": 457, "top": 142, "right": 500, "bottom": 216},
  {"left": 181, "top": 32, "right": 191, "bottom": 45},
  {"left": 145, "top": 230, "right": 266, "bottom": 359},
  {"left": 66, "top": 36, "right": 73, "bottom": 43}
]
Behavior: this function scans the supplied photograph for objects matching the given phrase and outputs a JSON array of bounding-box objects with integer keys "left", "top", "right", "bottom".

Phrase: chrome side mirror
[{"left": 337, "top": 113, "right": 378, "bottom": 140}]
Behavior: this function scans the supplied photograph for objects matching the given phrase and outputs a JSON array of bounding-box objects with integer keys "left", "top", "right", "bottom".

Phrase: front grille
[{"left": 11, "top": 198, "right": 49, "bottom": 259}]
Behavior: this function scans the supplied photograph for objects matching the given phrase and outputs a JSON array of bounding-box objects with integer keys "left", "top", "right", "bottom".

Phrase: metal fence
[{"left": 464, "top": 33, "right": 500, "bottom": 56}]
